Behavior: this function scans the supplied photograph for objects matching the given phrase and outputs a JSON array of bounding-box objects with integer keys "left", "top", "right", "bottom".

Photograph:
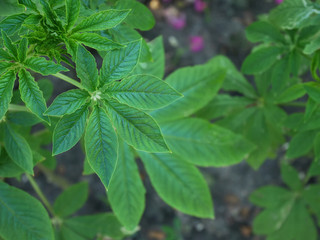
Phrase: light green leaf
[
  {"left": 71, "top": 32, "right": 123, "bottom": 51},
  {"left": 1, "top": 30, "right": 17, "bottom": 59},
  {"left": 0, "top": 181, "right": 54, "bottom": 240},
  {"left": 18, "top": 38, "right": 28, "bottom": 62},
  {"left": 18, "top": 0, "right": 38, "bottom": 13},
  {"left": 274, "top": 84, "right": 306, "bottom": 104},
  {"left": 45, "top": 89, "right": 89, "bottom": 116},
  {"left": 304, "top": 82, "right": 320, "bottom": 103},
  {"left": 105, "top": 74, "right": 182, "bottom": 110},
  {"left": 53, "top": 182, "right": 89, "bottom": 218},
  {"left": 280, "top": 164, "right": 303, "bottom": 191},
  {"left": 72, "top": 9, "right": 130, "bottom": 33},
  {"left": 161, "top": 118, "right": 255, "bottom": 167},
  {"left": 0, "top": 13, "right": 28, "bottom": 35},
  {"left": 85, "top": 106, "right": 118, "bottom": 189},
  {"left": 4, "top": 123, "right": 33, "bottom": 174},
  {"left": 0, "top": 49, "right": 15, "bottom": 61},
  {"left": 304, "top": 35, "right": 320, "bottom": 54},
  {"left": 65, "top": 0, "right": 80, "bottom": 31},
  {"left": 0, "top": 70, "right": 15, "bottom": 120},
  {"left": 241, "top": 46, "right": 283, "bottom": 74},
  {"left": 100, "top": 39, "right": 141, "bottom": 85},
  {"left": 271, "top": 55, "right": 290, "bottom": 91},
  {"left": 39, "top": 0, "right": 62, "bottom": 29},
  {"left": 108, "top": 140, "right": 145, "bottom": 230},
  {"left": 18, "top": 69, "right": 50, "bottom": 123},
  {"left": 24, "top": 57, "right": 68, "bottom": 75},
  {"left": 139, "top": 152, "right": 214, "bottom": 218},
  {"left": 76, "top": 45, "right": 98, "bottom": 92},
  {"left": 286, "top": 130, "right": 317, "bottom": 159},
  {"left": 245, "top": 21, "right": 285, "bottom": 43},
  {"left": 269, "top": 0, "right": 315, "bottom": 29},
  {"left": 105, "top": 99, "right": 169, "bottom": 153},
  {"left": 151, "top": 66, "right": 225, "bottom": 123},
  {"left": 53, "top": 103, "right": 89, "bottom": 155}
]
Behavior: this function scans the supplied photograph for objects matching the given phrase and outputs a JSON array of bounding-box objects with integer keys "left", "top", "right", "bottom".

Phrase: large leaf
[
  {"left": 4, "top": 123, "right": 33, "bottom": 174},
  {"left": 245, "top": 21, "right": 285, "bottom": 43},
  {"left": 71, "top": 32, "right": 123, "bottom": 51},
  {"left": 100, "top": 39, "right": 141, "bottom": 85},
  {"left": 18, "top": 69, "right": 50, "bottom": 123},
  {"left": 1, "top": 30, "right": 17, "bottom": 59},
  {"left": 0, "top": 13, "right": 28, "bottom": 35},
  {"left": 85, "top": 106, "right": 118, "bottom": 189},
  {"left": 0, "top": 70, "right": 15, "bottom": 120},
  {"left": 108, "top": 140, "right": 145, "bottom": 230},
  {"left": 53, "top": 182, "right": 89, "bottom": 218},
  {"left": 65, "top": 0, "right": 80, "bottom": 31},
  {"left": 76, "top": 45, "right": 99, "bottom": 92},
  {"left": 139, "top": 152, "right": 214, "bottom": 218},
  {"left": 151, "top": 65, "right": 225, "bottom": 122},
  {"left": 304, "top": 82, "right": 320, "bottom": 103},
  {"left": 24, "top": 57, "right": 68, "bottom": 75},
  {"left": 45, "top": 89, "right": 89, "bottom": 116},
  {"left": 53, "top": 104, "right": 89, "bottom": 155},
  {"left": 286, "top": 130, "right": 317, "bottom": 159},
  {"left": 105, "top": 99, "right": 169, "bottom": 153},
  {"left": 303, "top": 184, "right": 320, "bottom": 222},
  {"left": 105, "top": 74, "right": 182, "bottom": 110},
  {"left": 72, "top": 9, "right": 130, "bottom": 33},
  {"left": 18, "top": 0, "right": 38, "bottom": 13},
  {"left": 0, "top": 182, "right": 54, "bottom": 240},
  {"left": 161, "top": 118, "right": 255, "bottom": 167}
]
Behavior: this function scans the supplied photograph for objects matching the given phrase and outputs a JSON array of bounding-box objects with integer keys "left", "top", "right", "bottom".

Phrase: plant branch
[
  {"left": 8, "top": 104, "right": 29, "bottom": 112},
  {"left": 38, "top": 164, "right": 71, "bottom": 190},
  {"left": 26, "top": 173, "right": 56, "bottom": 216},
  {"left": 53, "top": 73, "right": 84, "bottom": 89}
]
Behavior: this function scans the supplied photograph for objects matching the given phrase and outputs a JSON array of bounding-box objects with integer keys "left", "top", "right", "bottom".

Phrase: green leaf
[
  {"left": 116, "top": 0, "right": 155, "bottom": 31},
  {"left": 241, "top": 46, "right": 283, "bottom": 74},
  {"left": 274, "top": 84, "right": 306, "bottom": 104},
  {"left": 304, "top": 82, "right": 320, "bottom": 103},
  {"left": 281, "top": 164, "right": 303, "bottom": 191},
  {"left": 65, "top": 0, "right": 80, "bottom": 31},
  {"left": 304, "top": 35, "right": 320, "bottom": 55},
  {"left": 18, "top": 69, "right": 50, "bottom": 123},
  {"left": 305, "top": 98, "right": 317, "bottom": 122},
  {"left": 105, "top": 74, "right": 182, "bottom": 110},
  {"left": 286, "top": 130, "right": 317, "bottom": 159},
  {"left": 53, "top": 182, "right": 89, "bottom": 218},
  {"left": 105, "top": 99, "right": 169, "bottom": 153},
  {"left": 269, "top": 0, "right": 315, "bottom": 29},
  {"left": 0, "top": 13, "right": 28, "bottom": 35},
  {"left": 0, "top": 182, "right": 54, "bottom": 240},
  {"left": 18, "top": 38, "right": 28, "bottom": 63},
  {"left": 71, "top": 32, "right": 123, "bottom": 51},
  {"left": 160, "top": 118, "right": 255, "bottom": 167},
  {"left": 72, "top": 9, "right": 130, "bottom": 33},
  {"left": 39, "top": 0, "right": 62, "bottom": 29},
  {"left": 314, "top": 133, "right": 320, "bottom": 162},
  {"left": 4, "top": 124, "right": 33, "bottom": 174},
  {"left": 18, "top": 0, "right": 38, "bottom": 13},
  {"left": 76, "top": 45, "right": 98, "bottom": 92},
  {"left": 85, "top": 106, "right": 118, "bottom": 189},
  {"left": 303, "top": 184, "right": 320, "bottom": 221},
  {"left": 271, "top": 55, "right": 290, "bottom": 91},
  {"left": 100, "top": 39, "right": 141, "bottom": 85},
  {"left": 108, "top": 140, "right": 145, "bottom": 230},
  {"left": 38, "top": 78, "right": 54, "bottom": 102},
  {"left": 7, "top": 111, "right": 41, "bottom": 126},
  {"left": 307, "top": 161, "right": 320, "bottom": 178},
  {"left": 139, "top": 152, "right": 214, "bottom": 218},
  {"left": 53, "top": 103, "right": 89, "bottom": 155},
  {"left": 24, "top": 57, "right": 68, "bottom": 75},
  {"left": 151, "top": 66, "right": 225, "bottom": 123},
  {"left": 1, "top": 30, "right": 17, "bottom": 59},
  {"left": 0, "top": 148, "right": 25, "bottom": 178},
  {"left": 0, "top": 70, "right": 15, "bottom": 120},
  {"left": 0, "top": 49, "right": 15, "bottom": 61},
  {"left": 245, "top": 21, "right": 285, "bottom": 43},
  {"left": 45, "top": 89, "right": 89, "bottom": 116}
]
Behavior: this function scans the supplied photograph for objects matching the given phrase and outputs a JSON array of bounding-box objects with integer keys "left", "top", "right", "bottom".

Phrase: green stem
[
  {"left": 8, "top": 104, "right": 29, "bottom": 112},
  {"left": 26, "top": 174, "right": 56, "bottom": 216},
  {"left": 53, "top": 73, "right": 84, "bottom": 89}
]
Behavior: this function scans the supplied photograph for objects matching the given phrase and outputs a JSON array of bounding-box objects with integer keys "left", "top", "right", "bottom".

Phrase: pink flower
[
  {"left": 164, "top": 8, "right": 186, "bottom": 30},
  {"left": 190, "top": 36, "right": 204, "bottom": 52},
  {"left": 194, "top": 0, "right": 207, "bottom": 12},
  {"left": 275, "top": 0, "right": 283, "bottom": 4}
]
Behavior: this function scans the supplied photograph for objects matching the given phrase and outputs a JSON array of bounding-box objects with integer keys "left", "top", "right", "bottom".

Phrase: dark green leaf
[
  {"left": 18, "top": 0, "right": 38, "bottom": 12},
  {"left": 274, "top": 84, "right": 306, "bottom": 104},
  {"left": 65, "top": 0, "right": 80, "bottom": 31},
  {"left": 304, "top": 82, "right": 320, "bottom": 103},
  {"left": 39, "top": 0, "right": 62, "bottom": 29},
  {"left": 303, "top": 184, "right": 320, "bottom": 221},
  {"left": 314, "top": 133, "right": 320, "bottom": 162},
  {"left": 24, "top": 57, "right": 68, "bottom": 75},
  {"left": 245, "top": 21, "right": 285, "bottom": 43},
  {"left": 0, "top": 48, "right": 15, "bottom": 61},
  {"left": 281, "top": 164, "right": 303, "bottom": 191},
  {"left": 18, "top": 38, "right": 28, "bottom": 62},
  {"left": 0, "top": 13, "right": 28, "bottom": 35},
  {"left": 1, "top": 30, "right": 18, "bottom": 59},
  {"left": 286, "top": 130, "right": 317, "bottom": 159},
  {"left": 7, "top": 111, "right": 41, "bottom": 126},
  {"left": 0, "top": 70, "right": 15, "bottom": 120}
]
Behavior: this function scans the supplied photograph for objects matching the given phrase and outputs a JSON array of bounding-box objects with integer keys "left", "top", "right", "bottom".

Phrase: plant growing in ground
[{"left": 0, "top": 0, "right": 320, "bottom": 239}]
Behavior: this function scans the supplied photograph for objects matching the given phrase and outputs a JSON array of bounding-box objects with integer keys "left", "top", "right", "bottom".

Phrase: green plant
[{"left": 1, "top": 0, "right": 320, "bottom": 239}]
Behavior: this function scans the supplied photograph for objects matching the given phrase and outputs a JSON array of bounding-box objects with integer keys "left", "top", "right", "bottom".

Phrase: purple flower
[
  {"left": 190, "top": 36, "right": 204, "bottom": 52},
  {"left": 275, "top": 0, "right": 283, "bottom": 4},
  {"left": 194, "top": 0, "right": 207, "bottom": 12},
  {"left": 164, "top": 8, "right": 186, "bottom": 30}
]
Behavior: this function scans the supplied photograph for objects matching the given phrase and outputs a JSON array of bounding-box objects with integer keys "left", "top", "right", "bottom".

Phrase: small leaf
[
  {"left": 274, "top": 84, "right": 306, "bottom": 104},
  {"left": 65, "top": 0, "right": 80, "bottom": 31},
  {"left": 24, "top": 57, "right": 68, "bottom": 75},
  {"left": 0, "top": 49, "right": 15, "bottom": 61},
  {"left": 53, "top": 103, "right": 89, "bottom": 155},
  {"left": 45, "top": 89, "right": 89, "bottom": 116},
  {"left": 85, "top": 106, "right": 118, "bottom": 189},
  {"left": 18, "top": 69, "right": 50, "bottom": 123},
  {"left": 241, "top": 46, "right": 283, "bottom": 74},
  {"left": 303, "top": 184, "right": 320, "bottom": 221},
  {"left": 105, "top": 99, "right": 169, "bottom": 153},
  {"left": 0, "top": 13, "right": 29, "bottom": 35},
  {"left": 0, "top": 182, "right": 54, "bottom": 240},
  {"left": 139, "top": 152, "right": 214, "bottom": 218},
  {"left": 1, "top": 30, "right": 18, "bottom": 59},
  {"left": 18, "top": 0, "right": 39, "bottom": 13},
  {"left": 281, "top": 164, "right": 303, "bottom": 191},
  {"left": 304, "top": 82, "right": 320, "bottom": 103},
  {"left": 39, "top": 0, "right": 62, "bottom": 29},
  {"left": 4, "top": 124, "right": 33, "bottom": 174},
  {"left": 76, "top": 45, "right": 99, "bottom": 92},
  {"left": 245, "top": 21, "right": 285, "bottom": 43},
  {"left": 71, "top": 32, "right": 123, "bottom": 51},
  {"left": 286, "top": 130, "right": 317, "bottom": 159},
  {"left": 53, "top": 182, "right": 89, "bottom": 218},
  {"left": 0, "top": 70, "right": 16, "bottom": 120},
  {"left": 18, "top": 38, "right": 28, "bottom": 62},
  {"left": 106, "top": 74, "right": 182, "bottom": 110},
  {"left": 100, "top": 39, "right": 141, "bottom": 85},
  {"left": 108, "top": 140, "right": 145, "bottom": 230},
  {"left": 72, "top": 9, "right": 130, "bottom": 33}
]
